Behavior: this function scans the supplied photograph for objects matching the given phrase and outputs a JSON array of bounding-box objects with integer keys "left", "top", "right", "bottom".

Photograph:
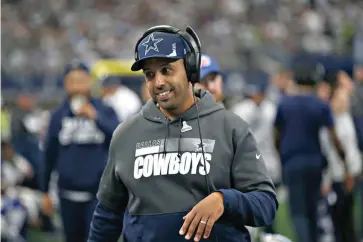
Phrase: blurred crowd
[
  {"left": 2, "top": 0, "right": 363, "bottom": 77},
  {"left": 1, "top": 0, "right": 363, "bottom": 242},
  {"left": 2, "top": 56, "right": 363, "bottom": 242}
]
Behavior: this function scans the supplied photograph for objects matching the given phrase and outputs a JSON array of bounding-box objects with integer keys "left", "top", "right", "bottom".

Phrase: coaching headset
[{"left": 133, "top": 25, "right": 202, "bottom": 85}]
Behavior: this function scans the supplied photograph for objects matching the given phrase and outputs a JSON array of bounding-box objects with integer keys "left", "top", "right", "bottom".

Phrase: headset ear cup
[
  {"left": 184, "top": 52, "right": 191, "bottom": 82},
  {"left": 188, "top": 53, "right": 198, "bottom": 84}
]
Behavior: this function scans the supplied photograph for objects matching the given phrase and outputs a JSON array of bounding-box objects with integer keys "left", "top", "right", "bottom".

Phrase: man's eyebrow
[{"left": 143, "top": 63, "right": 172, "bottom": 72}]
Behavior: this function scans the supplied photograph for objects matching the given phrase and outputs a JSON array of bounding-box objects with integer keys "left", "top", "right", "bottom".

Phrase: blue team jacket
[{"left": 42, "top": 97, "right": 119, "bottom": 195}]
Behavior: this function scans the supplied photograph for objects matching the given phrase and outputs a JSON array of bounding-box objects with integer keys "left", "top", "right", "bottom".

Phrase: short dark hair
[
  {"left": 293, "top": 61, "right": 325, "bottom": 86},
  {"left": 322, "top": 70, "right": 338, "bottom": 87}
]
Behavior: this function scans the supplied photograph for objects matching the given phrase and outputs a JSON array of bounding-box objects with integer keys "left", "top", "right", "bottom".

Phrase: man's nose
[{"left": 154, "top": 72, "right": 166, "bottom": 89}]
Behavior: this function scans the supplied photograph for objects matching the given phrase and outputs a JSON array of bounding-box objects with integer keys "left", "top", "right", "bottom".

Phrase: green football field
[
  {"left": 26, "top": 202, "right": 299, "bottom": 241},
  {"left": 28, "top": 197, "right": 362, "bottom": 242}
]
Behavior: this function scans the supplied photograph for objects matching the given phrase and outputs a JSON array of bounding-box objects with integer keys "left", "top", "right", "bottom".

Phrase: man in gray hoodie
[{"left": 88, "top": 25, "right": 277, "bottom": 242}]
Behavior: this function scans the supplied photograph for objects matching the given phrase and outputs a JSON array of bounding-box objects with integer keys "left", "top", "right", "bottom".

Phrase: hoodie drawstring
[
  {"left": 163, "top": 118, "right": 170, "bottom": 155},
  {"left": 177, "top": 118, "right": 182, "bottom": 158}
]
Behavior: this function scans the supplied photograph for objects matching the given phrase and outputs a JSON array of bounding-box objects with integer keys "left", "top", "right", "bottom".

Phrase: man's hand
[
  {"left": 41, "top": 193, "right": 55, "bottom": 216},
  {"left": 179, "top": 192, "right": 224, "bottom": 241},
  {"left": 344, "top": 172, "right": 355, "bottom": 193},
  {"left": 321, "top": 182, "right": 332, "bottom": 196},
  {"left": 78, "top": 103, "right": 97, "bottom": 119}
]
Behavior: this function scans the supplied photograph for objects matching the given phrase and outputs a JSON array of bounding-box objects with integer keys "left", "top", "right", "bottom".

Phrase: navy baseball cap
[
  {"left": 293, "top": 61, "right": 325, "bottom": 85},
  {"left": 63, "top": 60, "right": 90, "bottom": 77},
  {"left": 131, "top": 32, "right": 188, "bottom": 71},
  {"left": 243, "top": 71, "right": 269, "bottom": 95},
  {"left": 101, "top": 76, "right": 121, "bottom": 87},
  {"left": 200, "top": 54, "right": 221, "bottom": 80}
]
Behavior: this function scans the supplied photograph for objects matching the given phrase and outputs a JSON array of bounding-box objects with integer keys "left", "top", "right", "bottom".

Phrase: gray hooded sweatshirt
[{"left": 89, "top": 90, "right": 278, "bottom": 242}]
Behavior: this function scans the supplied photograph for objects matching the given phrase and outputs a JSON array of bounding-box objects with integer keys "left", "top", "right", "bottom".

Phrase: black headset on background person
[{"left": 134, "top": 25, "right": 202, "bottom": 85}]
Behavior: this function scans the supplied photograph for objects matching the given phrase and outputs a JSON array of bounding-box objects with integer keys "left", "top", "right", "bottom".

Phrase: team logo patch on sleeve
[{"left": 134, "top": 138, "right": 215, "bottom": 179}]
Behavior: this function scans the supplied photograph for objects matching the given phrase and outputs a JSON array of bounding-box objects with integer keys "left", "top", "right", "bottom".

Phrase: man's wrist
[
  {"left": 215, "top": 189, "right": 236, "bottom": 214},
  {"left": 213, "top": 191, "right": 224, "bottom": 205}
]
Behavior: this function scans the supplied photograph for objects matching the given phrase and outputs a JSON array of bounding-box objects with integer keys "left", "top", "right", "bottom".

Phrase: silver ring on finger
[{"left": 200, "top": 220, "right": 207, "bottom": 224}]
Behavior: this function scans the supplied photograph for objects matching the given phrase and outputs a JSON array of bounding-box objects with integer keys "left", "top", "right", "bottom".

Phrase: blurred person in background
[
  {"left": 351, "top": 63, "right": 363, "bottom": 151},
  {"left": 41, "top": 61, "right": 119, "bottom": 242},
  {"left": 231, "top": 71, "right": 281, "bottom": 235},
  {"left": 10, "top": 91, "right": 41, "bottom": 190},
  {"left": 319, "top": 71, "right": 361, "bottom": 242},
  {"left": 1, "top": 139, "right": 46, "bottom": 229},
  {"left": 195, "top": 54, "right": 224, "bottom": 104},
  {"left": 274, "top": 61, "right": 350, "bottom": 242},
  {"left": 316, "top": 70, "right": 340, "bottom": 242},
  {"left": 1, "top": 195, "right": 28, "bottom": 242},
  {"left": 101, "top": 75, "right": 142, "bottom": 122},
  {"left": 1, "top": 139, "right": 35, "bottom": 242},
  {"left": 269, "top": 68, "right": 295, "bottom": 101},
  {"left": 1, "top": 164, "right": 28, "bottom": 242},
  {"left": 9, "top": 92, "right": 56, "bottom": 234},
  {"left": 2, "top": 141, "right": 35, "bottom": 198},
  {"left": 351, "top": 62, "right": 363, "bottom": 240}
]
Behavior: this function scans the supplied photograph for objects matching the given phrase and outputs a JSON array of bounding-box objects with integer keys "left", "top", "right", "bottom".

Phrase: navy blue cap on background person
[
  {"left": 243, "top": 71, "right": 270, "bottom": 105},
  {"left": 194, "top": 54, "right": 224, "bottom": 103},
  {"left": 101, "top": 75, "right": 121, "bottom": 87},
  {"left": 41, "top": 60, "right": 119, "bottom": 242},
  {"left": 62, "top": 60, "right": 92, "bottom": 99},
  {"left": 88, "top": 25, "right": 277, "bottom": 242},
  {"left": 100, "top": 75, "right": 122, "bottom": 98},
  {"left": 63, "top": 60, "right": 90, "bottom": 77}
]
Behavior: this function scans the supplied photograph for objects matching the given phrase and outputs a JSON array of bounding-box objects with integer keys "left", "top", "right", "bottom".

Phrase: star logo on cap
[{"left": 142, "top": 33, "right": 163, "bottom": 55}]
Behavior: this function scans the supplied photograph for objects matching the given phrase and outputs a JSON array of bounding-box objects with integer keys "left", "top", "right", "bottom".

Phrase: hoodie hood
[{"left": 141, "top": 89, "right": 224, "bottom": 124}]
